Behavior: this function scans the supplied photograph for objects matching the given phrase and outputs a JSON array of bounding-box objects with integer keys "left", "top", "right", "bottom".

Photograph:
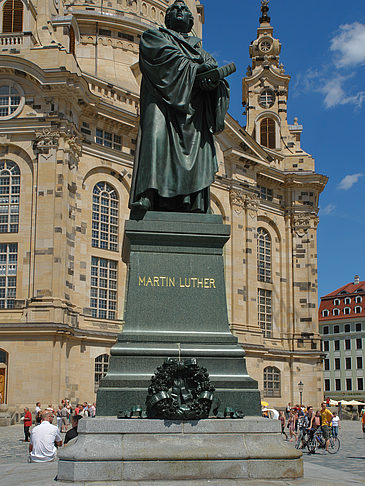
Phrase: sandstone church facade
[{"left": 0, "top": 0, "right": 327, "bottom": 412}]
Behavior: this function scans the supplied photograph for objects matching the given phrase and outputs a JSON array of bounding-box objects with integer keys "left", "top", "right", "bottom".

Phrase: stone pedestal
[
  {"left": 0, "top": 404, "right": 11, "bottom": 426},
  {"left": 97, "top": 212, "right": 260, "bottom": 417},
  {"left": 57, "top": 417, "right": 302, "bottom": 483}
]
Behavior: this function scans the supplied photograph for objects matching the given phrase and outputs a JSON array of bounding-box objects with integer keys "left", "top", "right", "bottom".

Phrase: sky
[{"left": 200, "top": 0, "right": 365, "bottom": 299}]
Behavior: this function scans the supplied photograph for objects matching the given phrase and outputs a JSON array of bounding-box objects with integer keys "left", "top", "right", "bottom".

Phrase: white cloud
[
  {"left": 338, "top": 173, "right": 364, "bottom": 190},
  {"left": 330, "top": 22, "right": 365, "bottom": 67},
  {"left": 296, "top": 71, "right": 365, "bottom": 109},
  {"left": 320, "top": 76, "right": 365, "bottom": 109},
  {"left": 321, "top": 204, "right": 336, "bottom": 215}
]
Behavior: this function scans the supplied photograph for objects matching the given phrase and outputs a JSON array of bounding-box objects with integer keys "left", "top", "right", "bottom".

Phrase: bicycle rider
[{"left": 320, "top": 401, "right": 333, "bottom": 454}]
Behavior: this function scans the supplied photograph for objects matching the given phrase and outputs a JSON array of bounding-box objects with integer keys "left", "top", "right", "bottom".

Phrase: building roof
[{"left": 319, "top": 279, "right": 365, "bottom": 322}]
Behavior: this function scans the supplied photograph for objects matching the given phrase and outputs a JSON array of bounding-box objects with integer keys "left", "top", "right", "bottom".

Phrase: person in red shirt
[{"left": 23, "top": 407, "right": 32, "bottom": 442}]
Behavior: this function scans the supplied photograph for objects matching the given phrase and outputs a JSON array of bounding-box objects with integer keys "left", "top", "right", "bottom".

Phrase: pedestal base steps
[{"left": 57, "top": 417, "right": 303, "bottom": 483}]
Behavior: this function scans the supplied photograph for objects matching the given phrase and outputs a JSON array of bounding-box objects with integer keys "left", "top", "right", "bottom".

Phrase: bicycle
[{"left": 308, "top": 427, "right": 340, "bottom": 454}]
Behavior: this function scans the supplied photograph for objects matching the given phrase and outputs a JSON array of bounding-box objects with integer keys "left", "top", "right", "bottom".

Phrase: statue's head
[{"left": 165, "top": 0, "right": 194, "bottom": 34}]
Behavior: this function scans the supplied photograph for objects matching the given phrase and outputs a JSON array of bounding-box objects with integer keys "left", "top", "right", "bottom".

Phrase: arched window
[
  {"left": 257, "top": 227, "right": 271, "bottom": 282},
  {"left": 333, "top": 299, "right": 340, "bottom": 306},
  {"left": 260, "top": 118, "right": 275, "bottom": 148},
  {"left": 355, "top": 296, "right": 362, "bottom": 303},
  {"left": 0, "top": 348, "right": 8, "bottom": 404},
  {"left": 343, "top": 307, "right": 351, "bottom": 315},
  {"left": 344, "top": 297, "right": 351, "bottom": 305},
  {"left": 355, "top": 306, "right": 362, "bottom": 314},
  {"left": 92, "top": 182, "right": 119, "bottom": 251},
  {"left": 69, "top": 26, "right": 75, "bottom": 55},
  {"left": 0, "top": 160, "right": 20, "bottom": 233},
  {"left": 94, "top": 353, "right": 109, "bottom": 392},
  {"left": 263, "top": 366, "right": 281, "bottom": 397},
  {"left": 322, "top": 309, "right": 329, "bottom": 317},
  {"left": 2, "top": 0, "right": 23, "bottom": 33},
  {"left": 333, "top": 308, "right": 340, "bottom": 316}
]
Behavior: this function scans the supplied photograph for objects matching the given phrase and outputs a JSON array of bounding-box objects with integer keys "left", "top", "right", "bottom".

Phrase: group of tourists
[
  {"left": 23, "top": 399, "right": 96, "bottom": 462},
  {"left": 279, "top": 402, "right": 339, "bottom": 453}
]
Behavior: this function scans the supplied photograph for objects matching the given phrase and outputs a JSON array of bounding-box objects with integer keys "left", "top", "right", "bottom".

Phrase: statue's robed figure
[{"left": 130, "top": 0, "right": 230, "bottom": 213}]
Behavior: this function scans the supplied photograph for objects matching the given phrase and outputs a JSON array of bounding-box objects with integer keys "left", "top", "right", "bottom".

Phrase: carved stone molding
[
  {"left": 229, "top": 188, "right": 246, "bottom": 214},
  {"left": 291, "top": 213, "right": 318, "bottom": 237},
  {"left": 244, "top": 193, "right": 260, "bottom": 212},
  {"left": 34, "top": 128, "right": 60, "bottom": 154}
]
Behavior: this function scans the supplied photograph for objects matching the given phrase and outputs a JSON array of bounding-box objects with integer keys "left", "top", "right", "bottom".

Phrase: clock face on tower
[{"left": 259, "top": 39, "right": 272, "bottom": 53}]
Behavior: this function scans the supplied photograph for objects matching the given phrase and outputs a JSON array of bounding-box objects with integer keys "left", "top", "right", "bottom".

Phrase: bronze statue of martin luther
[{"left": 129, "top": 0, "right": 234, "bottom": 214}]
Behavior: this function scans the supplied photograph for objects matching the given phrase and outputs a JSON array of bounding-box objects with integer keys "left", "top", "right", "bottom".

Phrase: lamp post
[{"left": 298, "top": 381, "right": 304, "bottom": 407}]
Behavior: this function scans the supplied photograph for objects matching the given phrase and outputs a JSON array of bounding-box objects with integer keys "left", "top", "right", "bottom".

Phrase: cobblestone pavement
[{"left": 0, "top": 420, "right": 365, "bottom": 485}]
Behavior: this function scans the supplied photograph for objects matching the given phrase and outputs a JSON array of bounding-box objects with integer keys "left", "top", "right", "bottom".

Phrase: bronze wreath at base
[{"left": 146, "top": 358, "right": 215, "bottom": 420}]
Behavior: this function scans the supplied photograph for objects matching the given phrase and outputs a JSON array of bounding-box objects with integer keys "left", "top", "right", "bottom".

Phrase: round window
[
  {"left": 259, "top": 88, "right": 275, "bottom": 108},
  {"left": 259, "top": 40, "right": 272, "bottom": 53},
  {"left": 0, "top": 81, "right": 24, "bottom": 120}
]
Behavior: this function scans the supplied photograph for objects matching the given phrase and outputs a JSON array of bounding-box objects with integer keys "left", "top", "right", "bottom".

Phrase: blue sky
[{"left": 201, "top": 0, "right": 365, "bottom": 299}]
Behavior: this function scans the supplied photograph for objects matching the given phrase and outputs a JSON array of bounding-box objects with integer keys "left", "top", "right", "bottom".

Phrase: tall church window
[
  {"left": 258, "top": 288, "right": 272, "bottom": 338},
  {"left": 260, "top": 118, "right": 275, "bottom": 149},
  {"left": 0, "top": 243, "right": 17, "bottom": 308},
  {"left": 90, "top": 256, "right": 117, "bottom": 320},
  {"left": 92, "top": 182, "right": 119, "bottom": 251},
  {"left": 0, "top": 160, "right": 20, "bottom": 233},
  {"left": 2, "top": 0, "right": 23, "bottom": 33},
  {"left": 263, "top": 366, "right": 280, "bottom": 397},
  {"left": 94, "top": 353, "right": 109, "bottom": 392},
  {"left": 257, "top": 228, "right": 271, "bottom": 283}
]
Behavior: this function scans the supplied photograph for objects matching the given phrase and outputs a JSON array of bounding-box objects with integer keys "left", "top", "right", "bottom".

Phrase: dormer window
[{"left": 259, "top": 89, "right": 275, "bottom": 109}]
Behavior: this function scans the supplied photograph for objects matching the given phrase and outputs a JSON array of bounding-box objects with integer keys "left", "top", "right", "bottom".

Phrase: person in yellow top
[{"left": 320, "top": 401, "right": 333, "bottom": 453}]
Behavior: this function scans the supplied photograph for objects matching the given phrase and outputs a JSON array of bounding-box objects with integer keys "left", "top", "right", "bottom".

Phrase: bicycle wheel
[
  {"left": 328, "top": 437, "right": 340, "bottom": 454},
  {"left": 295, "top": 431, "right": 303, "bottom": 449}
]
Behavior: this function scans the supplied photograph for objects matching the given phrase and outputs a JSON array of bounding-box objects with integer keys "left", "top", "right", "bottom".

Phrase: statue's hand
[
  {"left": 196, "top": 61, "right": 216, "bottom": 74},
  {"left": 199, "top": 78, "right": 220, "bottom": 91}
]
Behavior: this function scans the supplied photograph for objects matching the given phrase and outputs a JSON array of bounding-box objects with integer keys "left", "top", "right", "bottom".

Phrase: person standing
[
  {"left": 331, "top": 412, "right": 340, "bottom": 437},
  {"left": 23, "top": 407, "right": 32, "bottom": 442},
  {"left": 285, "top": 402, "right": 291, "bottom": 419},
  {"left": 29, "top": 411, "right": 62, "bottom": 462},
  {"left": 89, "top": 402, "right": 96, "bottom": 418},
  {"left": 56, "top": 405, "right": 63, "bottom": 432},
  {"left": 320, "top": 401, "right": 333, "bottom": 454},
  {"left": 288, "top": 409, "right": 298, "bottom": 442},
  {"left": 34, "top": 402, "right": 42, "bottom": 425},
  {"left": 279, "top": 411, "right": 287, "bottom": 440},
  {"left": 361, "top": 409, "right": 365, "bottom": 437},
  {"left": 61, "top": 403, "right": 69, "bottom": 432}
]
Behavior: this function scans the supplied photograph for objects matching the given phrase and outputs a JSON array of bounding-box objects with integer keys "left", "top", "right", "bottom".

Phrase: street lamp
[{"left": 298, "top": 381, "right": 304, "bottom": 407}]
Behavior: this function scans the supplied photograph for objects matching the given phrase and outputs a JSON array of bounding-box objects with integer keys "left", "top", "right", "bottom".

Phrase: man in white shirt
[{"left": 29, "top": 411, "right": 62, "bottom": 462}]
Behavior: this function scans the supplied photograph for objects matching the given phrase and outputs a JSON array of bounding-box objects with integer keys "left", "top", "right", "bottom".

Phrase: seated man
[
  {"left": 29, "top": 411, "right": 62, "bottom": 462},
  {"left": 64, "top": 415, "right": 82, "bottom": 445}
]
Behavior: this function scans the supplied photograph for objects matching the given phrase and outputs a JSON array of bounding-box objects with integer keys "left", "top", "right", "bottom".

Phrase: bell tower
[{"left": 243, "top": 1, "right": 313, "bottom": 170}]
